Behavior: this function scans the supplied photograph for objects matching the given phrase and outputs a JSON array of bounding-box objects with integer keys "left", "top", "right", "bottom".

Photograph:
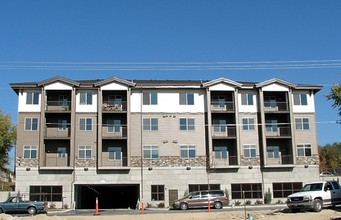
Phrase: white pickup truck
[{"left": 287, "top": 180, "right": 341, "bottom": 212}]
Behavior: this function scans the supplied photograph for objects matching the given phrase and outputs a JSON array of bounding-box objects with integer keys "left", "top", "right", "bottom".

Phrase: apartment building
[{"left": 10, "top": 76, "right": 322, "bottom": 209}]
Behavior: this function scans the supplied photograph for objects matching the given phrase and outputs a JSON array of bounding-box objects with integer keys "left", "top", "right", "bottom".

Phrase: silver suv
[{"left": 172, "top": 190, "right": 228, "bottom": 210}]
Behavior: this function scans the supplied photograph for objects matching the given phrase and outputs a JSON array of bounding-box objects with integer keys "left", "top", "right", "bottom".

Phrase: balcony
[
  {"left": 100, "top": 153, "right": 128, "bottom": 168},
  {"left": 211, "top": 126, "right": 236, "bottom": 138},
  {"left": 42, "top": 154, "right": 71, "bottom": 167},
  {"left": 45, "top": 127, "right": 71, "bottom": 138},
  {"left": 211, "top": 101, "right": 234, "bottom": 112},
  {"left": 102, "top": 126, "right": 127, "bottom": 138},
  {"left": 267, "top": 153, "right": 293, "bottom": 165},
  {"left": 45, "top": 101, "right": 71, "bottom": 111},
  {"left": 264, "top": 101, "right": 288, "bottom": 112},
  {"left": 102, "top": 101, "right": 127, "bottom": 112},
  {"left": 265, "top": 127, "right": 291, "bottom": 137},
  {"left": 211, "top": 152, "right": 238, "bottom": 168}
]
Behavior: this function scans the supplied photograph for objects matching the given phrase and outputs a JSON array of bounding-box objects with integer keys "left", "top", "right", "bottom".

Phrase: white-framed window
[
  {"left": 79, "top": 91, "right": 93, "bottom": 105},
  {"left": 23, "top": 146, "right": 37, "bottom": 159},
  {"left": 179, "top": 118, "right": 195, "bottom": 130},
  {"left": 78, "top": 146, "right": 92, "bottom": 159},
  {"left": 26, "top": 91, "right": 39, "bottom": 105},
  {"left": 241, "top": 92, "right": 253, "bottom": 105},
  {"left": 242, "top": 117, "right": 255, "bottom": 130},
  {"left": 143, "top": 146, "right": 159, "bottom": 159},
  {"left": 179, "top": 93, "right": 194, "bottom": 105},
  {"left": 143, "top": 92, "right": 158, "bottom": 105},
  {"left": 108, "top": 147, "right": 121, "bottom": 160},
  {"left": 295, "top": 118, "right": 310, "bottom": 130},
  {"left": 180, "top": 145, "right": 196, "bottom": 159},
  {"left": 143, "top": 118, "right": 158, "bottom": 131},
  {"left": 293, "top": 93, "right": 308, "bottom": 105},
  {"left": 79, "top": 118, "right": 92, "bottom": 131},
  {"left": 243, "top": 144, "right": 256, "bottom": 158},
  {"left": 25, "top": 118, "right": 38, "bottom": 131},
  {"left": 297, "top": 144, "right": 312, "bottom": 157},
  {"left": 57, "top": 147, "right": 67, "bottom": 158},
  {"left": 58, "top": 119, "right": 68, "bottom": 131}
]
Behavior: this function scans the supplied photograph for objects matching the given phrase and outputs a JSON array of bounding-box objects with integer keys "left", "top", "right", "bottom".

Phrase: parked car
[
  {"left": 0, "top": 196, "right": 48, "bottom": 214},
  {"left": 287, "top": 180, "right": 341, "bottom": 212},
  {"left": 319, "top": 171, "right": 334, "bottom": 177},
  {"left": 171, "top": 190, "right": 228, "bottom": 210}
]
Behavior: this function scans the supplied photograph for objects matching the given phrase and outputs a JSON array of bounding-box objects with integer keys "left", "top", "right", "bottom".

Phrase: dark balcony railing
[
  {"left": 211, "top": 126, "right": 236, "bottom": 138},
  {"left": 45, "top": 127, "right": 71, "bottom": 138},
  {"left": 212, "top": 152, "right": 238, "bottom": 167},
  {"left": 102, "top": 126, "right": 127, "bottom": 138},
  {"left": 102, "top": 101, "right": 127, "bottom": 111},
  {"left": 265, "top": 126, "right": 291, "bottom": 137},
  {"left": 264, "top": 101, "right": 288, "bottom": 111},
  {"left": 100, "top": 154, "right": 128, "bottom": 167},
  {"left": 267, "top": 153, "right": 293, "bottom": 165},
  {"left": 45, "top": 101, "right": 71, "bottom": 111},
  {"left": 43, "top": 154, "right": 70, "bottom": 167},
  {"left": 211, "top": 101, "right": 234, "bottom": 111}
]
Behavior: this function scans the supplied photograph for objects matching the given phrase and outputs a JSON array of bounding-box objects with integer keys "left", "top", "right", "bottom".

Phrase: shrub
[
  {"left": 234, "top": 200, "right": 241, "bottom": 206},
  {"left": 146, "top": 203, "right": 153, "bottom": 208},
  {"left": 49, "top": 202, "right": 56, "bottom": 209},
  {"left": 245, "top": 200, "right": 252, "bottom": 205},
  {"left": 63, "top": 203, "right": 69, "bottom": 209},
  {"left": 157, "top": 203, "right": 165, "bottom": 208},
  {"left": 255, "top": 200, "right": 263, "bottom": 205},
  {"left": 264, "top": 188, "right": 272, "bottom": 204},
  {"left": 276, "top": 199, "right": 283, "bottom": 204}
]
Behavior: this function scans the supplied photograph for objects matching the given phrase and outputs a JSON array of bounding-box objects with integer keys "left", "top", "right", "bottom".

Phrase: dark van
[{"left": 171, "top": 190, "right": 228, "bottom": 210}]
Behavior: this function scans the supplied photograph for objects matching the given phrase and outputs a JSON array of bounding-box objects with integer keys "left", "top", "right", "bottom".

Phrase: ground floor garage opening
[{"left": 75, "top": 184, "right": 139, "bottom": 209}]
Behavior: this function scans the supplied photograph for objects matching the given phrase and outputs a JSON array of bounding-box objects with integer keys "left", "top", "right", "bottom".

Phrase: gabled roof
[
  {"left": 202, "top": 77, "right": 243, "bottom": 88},
  {"left": 37, "top": 76, "right": 80, "bottom": 87},
  {"left": 93, "top": 77, "right": 135, "bottom": 87},
  {"left": 255, "top": 78, "right": 297, "bottom": 88}
]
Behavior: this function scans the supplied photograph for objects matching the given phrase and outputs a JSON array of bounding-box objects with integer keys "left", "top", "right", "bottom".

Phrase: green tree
[
  {"left": 326, "top": 82, "right": 341, "bottom": 120},
  {"left": 0, "top": 110, "right": 16, "bottom": 174},
  {"left": 319, "top": 142, "right": 341, "bottom": 172}
]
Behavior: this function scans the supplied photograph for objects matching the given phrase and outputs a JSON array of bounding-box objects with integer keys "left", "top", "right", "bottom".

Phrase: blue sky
[{"left": 0, "top": 0, "right": 340, "bottom": 152}]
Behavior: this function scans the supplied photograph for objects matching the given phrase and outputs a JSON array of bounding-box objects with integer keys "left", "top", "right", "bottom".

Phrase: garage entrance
[{"left": 75, "top": 184, "right": 139, "bottom": 209}]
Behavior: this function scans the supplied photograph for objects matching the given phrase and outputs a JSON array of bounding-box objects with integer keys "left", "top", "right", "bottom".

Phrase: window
[
  {"left": 294, "top": 93, "right": 308, "bottom": 105},
  {"left": 78, "top": 146, "right": 92, "bottom": 159},
  {"left": 180, "top": 145, "right": 196, "bottom": 158},
  {"left": 79, "top": 118, "right": 92, "bottom": 131},
  {"left": 151, "top": 185, "right": 164, "bottom": 201},
  {"left": 79, "top": 91, "right": 93, "bottom": 105},
  {"left": 143, "top": 146, "right": 159, "bottom": 159},
  {"left": 57, "top": 147, "right": 67, "bottom": 158},
  {"left": 26, "top": 91, "right": 39, "bottom": 105},
  {"left": 267, "top": 146, "right": 279, "bottom": 158},
  {"left": 242, "top": 118, "right": 255, "bottom": 130},
  {"left": 188, "top": 184, "right": 220, "bottom": 192},
  {"left": 243, "top": 144, "right": 256, "bottom": 158},
  {"left": 265, "top": 120, "right": 278, "bottom": 132},
  {"left": 213, "top": 146, "right": 228, "bottom": 159},
  {"left": 24, "top": 146, "right": 37, "bottom": 159},
  {"left": 213, "top": 119, "right": 226, "bottom": 132},
  {"left": 143, "top": 118, "right": 158, "bottom": 131},
  {"left": 231, "top": 183, "right": 262, "bottom": 199},
  {"left": 273, "top": 182, "right": 303, "bottom": 198},
  {"left": 30, "top": 185, "right": 62, "bottom": 202},
  {"left": 179, "top": 93, "right": 194, "bottom": 105},
  {"left": 241, "top": 93, "right": 253, "bottom": 105},
  {"left": 143, "top": 92, "right": 157, "bottom": 105},
  {"left": 297, "top": 144, "right": 312, "bottom": 157},
  {"left": 58, "top": 119, "right": 67, "bottom": 131},
  {"left": 179, "top": 118, "right": 195, "bottom": 130},
  {"left": 107, "top": 119, "right": 121, "bottom": 133},
  {"left": 295, "top": 118, "right": 310, "bottom": 130},
  {"left": 25, "top": 118, "right": 38, "bottom": 131},
  {"left": 108, "top": 147, "right": 121, "bottom": 160}
]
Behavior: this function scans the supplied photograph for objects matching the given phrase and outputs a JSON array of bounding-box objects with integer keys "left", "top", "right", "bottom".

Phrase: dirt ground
[{"left": 2, "top": 208, "right": 341, "bottom": 220}]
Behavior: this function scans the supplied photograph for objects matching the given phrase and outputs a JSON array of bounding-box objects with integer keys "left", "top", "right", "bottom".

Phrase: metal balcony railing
[
  {"left": 45, "top": 127, "right": 71, "bottom": 138},
  {"left": 211, "top": 126, "right": 236, "bottom": 137},
  {"left": 45, "top": 101, "right": 71, "bottom": 111},
  {"left": 102, "top": 101, "right": 127, "bottom": 111},
  {"left": 211, "top": 101, "right": 234, "bottom": 111},
  {"left": 43, "top": 154, "right": 70, "bottom": 167},
  {"left": 264, "top": 101, "right": 288, "bottom": 111},
  {"left": 265, "top": 126, "right": 291, "bottom": 137},
  {"left": 102, "top": 126, "right": 127, "bottom": 138},
  {"left": 212, "top": 152, "right": 238, "bottom": 167}
]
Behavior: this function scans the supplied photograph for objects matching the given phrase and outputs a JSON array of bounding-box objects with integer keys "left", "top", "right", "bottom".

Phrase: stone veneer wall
[
  {"left": 16, "top": 157, "right": 39, "bottom": 167},
  {"left": 131, "top": 156, "right": 207, "bottom": 167},
  {"left": 75, "top": 158, "right": 97, "bottom": 167},
  {"left": 240, "top": 157, "right": 260, "bottom": 166},
  {"left": 296, "top": 154, "right": 319, "bottom": 165}
]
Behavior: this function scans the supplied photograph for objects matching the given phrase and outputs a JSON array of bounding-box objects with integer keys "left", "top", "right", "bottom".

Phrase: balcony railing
[
  {"left": 211, "top": 126, "right": 236, "bottom": 138},
  {"left": 43, "top": 154, "right": 70, "bottom": 167},
  {"left": 45, "top": 101, "right": 71, "bottom": 111},
  {"left": 102, "top": 126, "right": 127, "bottom": 138},
  {"left": 100, "top": 153, "right": 128, "bottom": 167},
  {"left": 45, "top": 127, "right": 71, "bottom": 138},
  {"left": 102, "top": 101, "right": 127, "bottom": 112},
  {"left": 264, "top": 101, "right": 288, "bottom": 111},
  {"left": 212, "top": 152, "right": 238, "bottom": 167},
  {"left": 267, "top": 153, "right": 293, "bottom": 165},
  {"left": 211, "top": 101, "right": 234, "bottom": 111},
  {"left": 265, "top": 127, "right": 291, "bottom": 137}
]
